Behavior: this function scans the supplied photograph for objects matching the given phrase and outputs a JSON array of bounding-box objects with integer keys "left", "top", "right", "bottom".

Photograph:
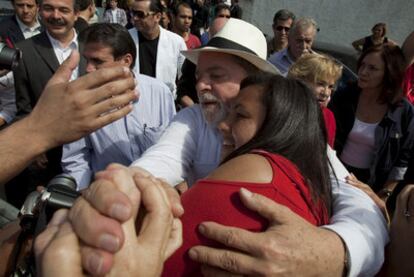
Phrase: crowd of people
[{"left": 0, "top": 0, "right": 414, "bottom": 276}]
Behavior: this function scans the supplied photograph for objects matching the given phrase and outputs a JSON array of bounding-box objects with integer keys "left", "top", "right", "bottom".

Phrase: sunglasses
[
  {"left": 275, "top": 26, "right": 290, "bottom": 32},
  {"left": 217, "top": 14, "right": 231, "bottom": 18},
  {"left": 131, "top": 10, "right": 155, "bottom": 19}
]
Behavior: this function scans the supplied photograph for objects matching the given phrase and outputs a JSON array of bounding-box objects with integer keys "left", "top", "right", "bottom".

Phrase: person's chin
[
  {"left": 358, "top": 79, "right": 368, "bottom": 88},
  {"left": 220, "top": 143, "right": 235, "bottom": 161}
]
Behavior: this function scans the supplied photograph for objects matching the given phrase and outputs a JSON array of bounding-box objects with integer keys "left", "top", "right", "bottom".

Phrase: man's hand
[
  {"left": 68, "top": 164, "right": 183, "bottom": 275},
  {"left": 36, "top": 165, "right": 183, "bottom": 276},
  {"left": 32, "top": 153, "right": 48, "bottom": 170},
  {"left": 346, "top": 173, "right": 388, "bottom": 218},
  {"left": 188, "top": 188, "right": 345, "bottom": 276},
  {"left": 34, "top": 209, "right": 84, "bottom": 277},
  {"left": 384, "top": 184, "right": 414, "bottom": 276},
  {"left": 0, "top": 69, "right": 9, "bottom": 78},
  {"left": 25, "top": 50, "right": 138, "bottom": 150}
]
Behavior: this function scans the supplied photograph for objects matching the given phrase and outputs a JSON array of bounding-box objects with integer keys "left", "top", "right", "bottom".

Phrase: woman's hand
[{"left": 346, "top": 173, "right": 388, "bottom": 219}]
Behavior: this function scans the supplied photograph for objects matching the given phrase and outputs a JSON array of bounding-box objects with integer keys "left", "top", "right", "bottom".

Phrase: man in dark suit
[
  {"left": 14, "top": 0, "right": 82, "bottom": 117},
  {"left": 0, "top": 0, "right": 42, "bottom": 46},
  {"left": 7, "top": 0, "right": 83, "bottom": 207},
  {"left": 0, "top": 0, "right": 42, "bottom": 128}
]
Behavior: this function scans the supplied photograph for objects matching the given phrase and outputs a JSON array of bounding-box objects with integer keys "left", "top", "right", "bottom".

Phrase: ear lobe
[{"left": 123, "top": 54, "right": 133, "bottom": 68}]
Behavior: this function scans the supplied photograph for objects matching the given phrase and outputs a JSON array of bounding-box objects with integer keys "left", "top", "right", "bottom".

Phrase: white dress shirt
[
  {"left": 47, "top": 29, "right": 79, "bottom": 81},
  {"left": 15, "top": 16, "right": 42, "bottom": 39}
]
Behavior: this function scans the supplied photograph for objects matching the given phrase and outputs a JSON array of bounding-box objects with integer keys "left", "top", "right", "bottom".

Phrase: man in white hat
[{"left": 67, "top": 18, "right": 387, "bottom": 277}]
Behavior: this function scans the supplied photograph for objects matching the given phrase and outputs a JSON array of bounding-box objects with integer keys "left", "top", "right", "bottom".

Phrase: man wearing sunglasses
[
  {"left": 268, "top": 17, "right": 317, "bottom": 76},
  {"left": 128, "top": 0, "right": 186, "bottom": 99},
  {"left": 266, "top": 9, "right": 295, "bottom": 57}
]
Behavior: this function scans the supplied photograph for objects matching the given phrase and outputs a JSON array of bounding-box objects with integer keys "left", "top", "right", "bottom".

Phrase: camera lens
[
  {"left": 47, "top": 173, "right": 77, "bottom": 192},
  {"left": 0, "top": 42, "right": 22, "bottom": 70}
]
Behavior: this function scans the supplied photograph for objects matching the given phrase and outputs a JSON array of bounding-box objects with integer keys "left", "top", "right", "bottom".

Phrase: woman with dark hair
[
  {"left": 329, "top": 44, "right": 414, "bottom": 202},
  {"left": 162, "top": 73, "right": 332, "bottom": 276},
  {"left": 352, "top": 23, "right": 395, "bottom": 53}
]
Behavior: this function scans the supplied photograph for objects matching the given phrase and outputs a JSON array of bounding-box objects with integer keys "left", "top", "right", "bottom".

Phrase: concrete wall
[{"left": 239, "top": 0, "right": 414, "bottom": 50}]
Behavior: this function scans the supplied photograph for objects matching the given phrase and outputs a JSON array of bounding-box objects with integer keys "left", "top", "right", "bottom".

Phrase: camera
[
  {"left": 19, "top": 174, "right": 80, "bottom": 232},
  {"left": 9, "top": 174, "right": 80, "bottom": 276},
  {"left": 0, "top": 42, "right": 22, "bottom": 70}
]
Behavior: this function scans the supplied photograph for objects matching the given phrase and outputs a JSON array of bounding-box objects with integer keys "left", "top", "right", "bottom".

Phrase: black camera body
[
  {"left": 10, "top": 174, "right": 80, "bottom": 276},
  {"left": 19, "top": 174, "right": 80, "bottom": 231},
  {"left": 0, "top": 41, "right": 22, "bottom": 70}
]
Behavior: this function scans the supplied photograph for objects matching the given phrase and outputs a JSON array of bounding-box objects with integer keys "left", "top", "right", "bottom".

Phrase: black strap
[{"left": 205, "top": 37, "right": 257, "bottom": 56}]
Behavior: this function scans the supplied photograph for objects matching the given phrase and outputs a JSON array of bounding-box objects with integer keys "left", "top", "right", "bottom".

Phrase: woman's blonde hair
[{"left": 288, "top": 53, "right": 343, "bottom": 85}]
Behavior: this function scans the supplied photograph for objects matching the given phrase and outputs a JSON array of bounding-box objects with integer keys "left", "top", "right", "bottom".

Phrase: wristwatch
[{"left": 379, "top": 188, "right": 393, "bottom": 199}]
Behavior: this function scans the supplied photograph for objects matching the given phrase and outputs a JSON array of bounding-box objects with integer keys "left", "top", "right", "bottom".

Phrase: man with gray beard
[{"left": 70, "top": 18, "right": 387, "bottom": 277}]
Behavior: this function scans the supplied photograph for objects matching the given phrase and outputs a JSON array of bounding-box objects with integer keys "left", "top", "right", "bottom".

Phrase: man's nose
[
  {"left": 196, "top": 76, "right": 211, "bottom": 92},
  {"left": 51, "top": 9, "right": 61, "bottom": 18},
  {"left": 217, "top": 117, "right": 231, "bottom": 136}
]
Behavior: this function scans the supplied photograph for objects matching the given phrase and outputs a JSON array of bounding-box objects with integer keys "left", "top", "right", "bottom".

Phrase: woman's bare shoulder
[{"left": 205, "top": 153, "right": 273, "bottom": 183}]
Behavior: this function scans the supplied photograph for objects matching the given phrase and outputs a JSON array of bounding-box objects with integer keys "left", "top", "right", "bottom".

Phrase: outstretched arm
[
  {"left": 0, "top": 51, "right": 137, "bottom": 185},
  {"left": 352, "top": 37, "right": 365, "bottom": 52}
]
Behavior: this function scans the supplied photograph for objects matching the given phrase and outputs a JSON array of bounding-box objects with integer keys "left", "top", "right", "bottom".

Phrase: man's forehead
[
  {"left": 133, "top": 0, "right": 150, "bottom": 8},
  {"left": 276, "top": 18, "right": 292, "bottom": 26},
  {"left": 197, "top": 52, "right": 240, "bottom": 69},
  {"left": 42, "top": 0, "right": 74, "bottom": 8},
  {"left": 295, "top": 27, "right": 316, "bottom": 38},
  {"left": 84, "top": 43, "right": 113, "bottom": 55},
  {"left": 14, "top": 0, "right": 37, "bottom": 6},
  {"left": 179, "top": 5, "right": 192, "bottom": 14}
]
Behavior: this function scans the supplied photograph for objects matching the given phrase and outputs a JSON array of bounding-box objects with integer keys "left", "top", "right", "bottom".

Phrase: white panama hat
[{"left": 181, "top": 18, "right": 280, "bottom": 75}]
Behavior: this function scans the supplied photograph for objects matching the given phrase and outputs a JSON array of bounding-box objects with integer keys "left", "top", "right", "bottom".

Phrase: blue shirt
[
  {"left": 267, "top": 47, "right": 294, "bottom": 76},
  {"left": 61, "top": 74, "right": 176, "bottom": 190}
]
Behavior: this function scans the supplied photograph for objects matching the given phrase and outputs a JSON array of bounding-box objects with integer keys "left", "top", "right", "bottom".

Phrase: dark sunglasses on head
[
  {"left": 131, "top": 10, "right": 154, "bottom": 19},
  {"left": 275, "top": 26, "right": 290, "bottom": 32}
]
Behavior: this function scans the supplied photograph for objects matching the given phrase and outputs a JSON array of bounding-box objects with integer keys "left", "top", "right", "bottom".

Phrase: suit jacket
[
  {"left": 128, "top": 27, "right": 187, "bottom": 98},
  {"left": 13, "top": 31, "right": 86, "bottom": 117},
  {"left": 0, "top": 16, "right": 25, "bottom": 46}
]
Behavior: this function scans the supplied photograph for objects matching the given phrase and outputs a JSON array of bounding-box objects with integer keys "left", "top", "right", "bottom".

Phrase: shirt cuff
[
  {"left": 323, "top": 214, "right": 389, "bottom": 277},
  {"left": 388, "top": 166, "right": 407, "bottom": 182}
]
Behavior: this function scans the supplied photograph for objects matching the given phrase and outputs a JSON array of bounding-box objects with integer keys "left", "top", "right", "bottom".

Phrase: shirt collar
[
  {"left": 46, "top": 29, "right": 78, "bottom": 50},
  {"left": 281, "top": 47, "right": 295, "bottom": 64},
  {"left": 15, "top": 15, "right": 41, "bottom": 33}
]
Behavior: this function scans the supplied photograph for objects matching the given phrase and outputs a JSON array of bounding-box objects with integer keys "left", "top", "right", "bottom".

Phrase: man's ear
[
  {"left": 154, "top": 12, "right": 162, "bottom": 23},
  {"left": 122, "top": 53, "right": 133, "bottom": 68}
]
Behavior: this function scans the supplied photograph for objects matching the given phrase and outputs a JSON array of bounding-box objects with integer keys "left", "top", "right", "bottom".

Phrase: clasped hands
[{"left": 34, "top": 164, "right": 183, "bottom": 277}]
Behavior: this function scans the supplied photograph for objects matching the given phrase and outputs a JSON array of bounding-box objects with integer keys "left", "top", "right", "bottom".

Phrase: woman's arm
[{"left": 352, "top": 37, "right": 365, "bottom": 52}]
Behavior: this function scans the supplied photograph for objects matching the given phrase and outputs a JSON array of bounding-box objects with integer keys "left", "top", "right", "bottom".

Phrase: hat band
[{"left": 206, "top": 37, "right": 257, "bottom": 56}]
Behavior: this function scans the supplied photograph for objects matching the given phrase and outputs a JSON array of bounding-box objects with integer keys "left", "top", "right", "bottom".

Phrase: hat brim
[{"left": 182, "top": 47, "right": 281, "bottom": 75}]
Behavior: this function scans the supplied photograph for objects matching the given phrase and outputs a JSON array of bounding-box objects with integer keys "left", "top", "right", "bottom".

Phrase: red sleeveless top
[{"left": 162, "top": 151, "right": 329, "bottom": 277}]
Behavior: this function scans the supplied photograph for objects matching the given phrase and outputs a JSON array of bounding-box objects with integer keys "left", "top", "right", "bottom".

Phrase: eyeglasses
[
  {"left": 131, "top": 10, "right": 155, "bottom": 19},
  {"left": 217, "top": 14, "right": 231, "bottom": 18},
  {"left": 275, "top": 26, "right": 290, "bottom": 32}
]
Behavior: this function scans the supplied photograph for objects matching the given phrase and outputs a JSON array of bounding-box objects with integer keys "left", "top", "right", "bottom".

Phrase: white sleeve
[
  {"left": 0, "top": 87, "right": 16, "bottom": 123},
  {"left": 177, "top": 37, "right": 187, "bottom": 79},
  {"left": 131, "top": 107, "right": 199, "bottom": 185},
  {"left": 323, "top": 177, "right": 389, "bottom": 277}
]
